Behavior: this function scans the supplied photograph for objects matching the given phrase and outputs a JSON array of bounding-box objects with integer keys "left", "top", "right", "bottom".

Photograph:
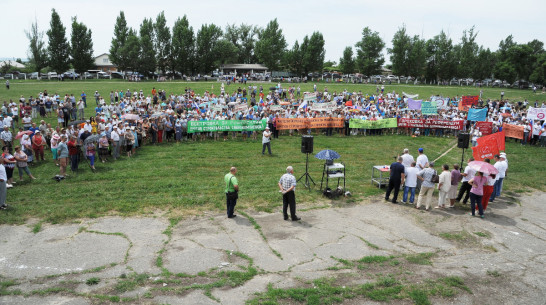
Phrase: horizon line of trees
[{"left": 23, "top": 10, "right": 546, "bottom": 85}]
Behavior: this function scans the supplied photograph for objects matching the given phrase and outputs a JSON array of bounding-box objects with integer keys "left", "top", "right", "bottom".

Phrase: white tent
[{"left": 0, "top": 60, "right": 25, "bottom": 69}]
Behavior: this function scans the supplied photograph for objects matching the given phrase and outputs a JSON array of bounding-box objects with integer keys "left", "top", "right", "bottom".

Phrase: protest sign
[
  {"left": 467, "top": 108, "right": 488, "bottom": 121},
  {"left": 477, "top": 130, "right": 505, "bottom": 152},
  {"left": 276, "top": 118, "right": 343, "bottom": 130},
  {"left": 475, "top": 121, "right": 492, "bottom": 135},
  {"left": 233, "top": 104, "right": 248, "bottom": 112},
  {"left": 349, "top": 118, "right": 398, "bottom": 129},
  {"left": 407, "top": 98, "right": 422, "bottom": 110},
  {"left": 527, "top": 107, "right": 546, "bottom": 120},
  {"left": 310, "top": 101, "right": 337, "bottom": 111},
  {"left": 421, "top": 101, "right": 438, "bottom": 115},
  {"left": 458, "top": 95, "right": 479, "bottom": 111},
  {"left": 503, "top": 124, "right": 524, "bottom": 139},
  {"left": 432, "top": 97, "right": 450, "bottom": 109},
  {"left": 303, "top": 92, "right": 317, "bottom": 103},
  {"left": 472, "top": 136, "right": 500, "bottom": 161},
  {"left": 269, "top": 105, "right": 283, "bottom": 111},
  {"left": 397, "top": 118, "right": 464, "bottom": 130},
  {"left": 212, "top": 105, "right": 225, "bottom": 113},
  {"left": 188, "top": 119, "right": 267, "bottom": 133}
]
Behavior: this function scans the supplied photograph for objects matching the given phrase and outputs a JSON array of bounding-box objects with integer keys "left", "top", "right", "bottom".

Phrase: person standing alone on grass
[
  {"left": 279, "top": 166, "right": 300, "bottom": 221},
  {"left": 262, "top": 127, "right": 272, "bottom": 155},
  {"left": 385, "top": 156, "right": 405, "bottom": 204},
  {"left": 224, "top": 167, "right": 239, "bottom": 218}
]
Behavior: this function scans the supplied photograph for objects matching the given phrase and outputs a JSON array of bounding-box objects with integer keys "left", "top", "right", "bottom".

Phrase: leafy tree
[
  {"left": 154, "top": 11, "right": 171, "bottom": 74},
  {"left": 456, "top": 26, "right": 479, "bottom": 78},
  {"left": 225, "top": 23, "right": 259, "bottom": 63},
  {"left": 25, "top": 18, "right": 48, "bottom": 75},
  {"left": 406, "top": 36, "right": 427, "bottom": 78},
  {"left": 529, "top": 53, "right": 546, "bottom": 85},
  {"left": 494, "top": 61, "right": 517, "bottom": 83},
  {"left": 139, "top": 18, "right": 156, "bottom": 77},
  {"left": 283, "top": 40, "right": 304, "bottom": 75},
  {"left": 323, "top": 61, "right": 336, "bottom": 68},
  {"left": 354, "top": 27, "right": 385, "bottom": 76},
  {"left": 122, "top": 29, "right": 141, "bottom": 73},
  {"left": 473, "top": 47, "right": 496, "bottom": 80},
  {"left": 302, "top": 31, "right": 325, "bottom": 75},
  {"left": 215, "top": 39, "right": 239, "bottom": 65},
  {"left": 171, "top": 15, "right": 195, "bottom": 75},
  {"left": 255, "top": 19, "right": 287, "bottom": 70},
  {"left": 70, "top": 17, "right": 94, "bottom": 74},
  {"left": 339, "top": 46, "right": 355, "bottom": 75},
  {"left": 109, "top": 11, "right": 129, "bottom": 72},
  {"left": 46, "top": 9, "right": 70, "bottom": 73},
  {"left": 388, "top": 25, "right": 411, "bottom": 76},
  {"left": 195, "top": 24, "right": 223, "bottom": 73},
  {"left": 424, "top": 30, "right": 455, "bottom": 82}
]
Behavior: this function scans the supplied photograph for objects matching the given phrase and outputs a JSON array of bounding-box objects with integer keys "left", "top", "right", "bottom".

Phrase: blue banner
[{"left": 467, "top": 108, "right": 487, "bottom": 122}]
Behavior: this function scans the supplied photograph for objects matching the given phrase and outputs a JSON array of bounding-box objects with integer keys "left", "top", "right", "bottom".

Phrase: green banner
[
  {"left": 421, "top": 101, "right": 437, "bottom": 115},
  {"left": 188, "top": 119, "right": 267, "bottom": 133},
  {"left": 349, "top": 118, "right": 398, "bottom": 129}
]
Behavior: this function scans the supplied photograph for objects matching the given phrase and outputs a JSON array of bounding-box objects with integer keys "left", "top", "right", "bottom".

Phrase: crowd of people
[
  {"left": 0, "top": 82, "right": 543, "bottom": 211},
  {"left": 386, "top": 148, "right": 508, "bottom": 218}
]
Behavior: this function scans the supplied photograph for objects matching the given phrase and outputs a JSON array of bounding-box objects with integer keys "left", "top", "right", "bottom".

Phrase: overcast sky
[{"left": 2, "top": 0, "right": 545, "bottom": 63}]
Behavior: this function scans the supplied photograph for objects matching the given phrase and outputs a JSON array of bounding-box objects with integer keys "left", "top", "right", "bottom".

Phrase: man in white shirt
[
  {"left": 490, "top": 154, "right": 508, "bottom": 202},
  {"left": 415, "top": 148, "right": 428, "bottom": 189},
  {"left": 111, "top": 126, "right": 120, "bottom": 160},
  {"left": 262, "top": 127, "right": 272, "bottom": 155},
  {"left": 0, "top": 163, "right": 7, "bottom": 209},
  {"left": 401, "top": 148, "right": 414, "bottom": 168},
  {"left": 403, "top": 161, "right": 419, "bottom": 204},
  {"left": 456, "top": 157, "right": 476, "bottom": 204}
]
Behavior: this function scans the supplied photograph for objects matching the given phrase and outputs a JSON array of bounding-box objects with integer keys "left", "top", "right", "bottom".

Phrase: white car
[
  {"left": 385, "top": 75, "right": 399, "bottom": 81},
  {"left": 47, "top": 72, "right": 58, "bottom": 79}
]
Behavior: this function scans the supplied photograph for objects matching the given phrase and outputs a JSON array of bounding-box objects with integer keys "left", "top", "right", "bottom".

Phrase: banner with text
[
  {"left": 407, "top": 98, "right": 422, "bottom": 110},
  {"left": 303, "top": 92, "right": 317, "bottom": 103},
  {"left": 475, "top": 121, "right": 493, "bottom": 135},
  {"left": 527, "top": 107, "right": 546, "bottom": 120},
  {"left": 458, "top": 95, "right": 479, "bottom": 111},
  {"left": 477, "top": 130, "right": 505, "bottom": 152},
  {"left": 431, "top": 97, "right": 450, "bottom": 109},
  {"left": 421, "top": 101, "right": 438, "bottom": 115},
  {"left": 276, "top": 118, "right": 344, "bottom": 130},
  {"left": 397, "top": 118, "right": 464, "bottom": 130},
  {"left": 310, "top": 101, "right": 337, "bottom": 111},
  {"left": 467, "top": 108, "right": 488, "bottom": 121},
  {"left": 472, "top": 136, "right": 500, "bottom": 161},
  {"left": 503, "top": 123, "right": 524, "bottom": 140},
  {"left": 349, "top": 118, "right": 398, "bottom": 129},
  {"left": 269, "top": 105, "right": 283, "bottom": 111},
  {"left": 188, "top": 119, "right": 266, "bottom": 133}
]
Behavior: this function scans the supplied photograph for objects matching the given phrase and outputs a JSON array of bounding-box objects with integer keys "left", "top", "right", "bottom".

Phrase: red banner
[
  {"left": 503, "top": 124, "right": 524, "bottom": 140},
  {"left": 458, "top": 96, "right": 479, "bottom": 111},
  {"left": 477, "top": 130, "right": 505, "bottom": 152},
  {"left": 472, "top": 136, "right": 500, "bottom": 161},
  {"left": 276, "top": 118, "right": 344, "bottom": 130},
  {"left": 475, "top": 122, "right": 492, "bottom": 135},
  {"left": 397, "top": 118, "right": 464, "bottom": 130}
]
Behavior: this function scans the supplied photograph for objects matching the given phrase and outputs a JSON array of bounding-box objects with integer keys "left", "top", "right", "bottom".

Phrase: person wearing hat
[
  {"left": 416, "top": 162, "right": 437, "bottom": 211},
  {"left": 0, "top": 125, "right": 12, "bottom": 152},
  {"left": 50, "top": 133, "right": 61, "bottom": 166},
  {"left": 262, "top": 126, "right": 272, "bottom": 155},
  {"left": 31, "top": 130, "right": 47, "bottom": 161},
  {"left": 111, "top": 125, "right": 120, "bottom": 160}
]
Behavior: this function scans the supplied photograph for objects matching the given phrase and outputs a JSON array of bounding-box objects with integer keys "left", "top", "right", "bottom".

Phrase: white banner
[
  {"left": 431, "top": 97, "right": 450, "bottom": 109},
  {"left": 303, "top": 92, "right": 317, "bottom": 103},
  {"left": 269, "top": 105, "right": 283, "bottom": 111},
  {"left": 310, "top": 101, "right": 337, "bottom": 111},
  {"left": 527, "top": 107, "right": 546, "bottom": 120},
  {"left": 234, "top": 104, "right": 248, "bottom": 112},
  {"left": 403, "top": 92, "right": 419, "bottom": 99}
]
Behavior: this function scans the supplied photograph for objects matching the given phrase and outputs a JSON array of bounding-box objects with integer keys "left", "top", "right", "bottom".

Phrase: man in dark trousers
[
  {"left": 278, "top": 166, "right": 300, "bottom": 221},
  {"left": 224, "top": 167, "right": 238, "bottom": 218},
  {"left": 385, "top": 156, "right": 405, "bottom": 204}
]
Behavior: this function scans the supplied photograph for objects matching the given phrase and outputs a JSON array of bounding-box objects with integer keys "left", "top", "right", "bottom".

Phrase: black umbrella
[
  {"left": 68, "top": 120, "right": 86, "bottom": 126},
  {"left": 83, "top": 134, "right": 100, "bottom": 145}
]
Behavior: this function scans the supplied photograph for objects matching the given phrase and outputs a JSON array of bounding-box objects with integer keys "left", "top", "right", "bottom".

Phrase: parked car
[
  {"left": 82, "top": 72, "right": 94, "bottom": 79},
  {"left": 449, "top": 78, "right": 459, "bottom": 85},
  {"left": 385, "top": 75, "right": 399, "bottom": 81},
  {"left": 3, "top": 73, "right": 13, "bottom": 79},
  {"left": 491, "top": 79, "right": 503, "bottom": 87},
  {"left": 97, "top": 72, "right": 110, "bottom": 79},
  {"left": 62, "top": 71, "right": 80, "bottom": 79},
  {"left": 47, "top": 72, "right": 58, "bottom": 79},
  {"left": 15, "top": 73, "right": 26, "bottom": 80},
  {"left": 29, "top": 72, "right": 40, "bottom": 79},
  {"left": 110, "top": 72, "right": 124, "bottom": 79},
  {"left": 512, "top": 80, "right": 529, "bottom": 89}
]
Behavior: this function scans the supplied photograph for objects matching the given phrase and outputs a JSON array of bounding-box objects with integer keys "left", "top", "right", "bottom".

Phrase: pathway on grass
[{"left": 0, "top": 192, "right": 545, "bottom": 304}]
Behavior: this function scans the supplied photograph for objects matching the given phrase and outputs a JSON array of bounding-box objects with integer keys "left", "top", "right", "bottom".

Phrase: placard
[
  {"left": 503, "top": 124, "right": 524, "bottom": 140},
  {"left": 349, "top": 118, "right": 398, "bottom": 129},
  {"left": 187, "top": 119, "right": 266, "bottom": 133},
  {"left": 421, "top": 101, "right": 437, "bottom": 115},
  {"left": 310, "top": 101, "right": 337, "bottom": 111},
  {"left": 397, "top": 118, "right": 463, "bottom": 130},
  {"left": 475, "top": 122, "right": 492, "bottom": 135},
  {"left": 458, "top": 96, "right": 479, "bottom": 111},
  {"left": 527, "top": 107, "right": 546, "bottom": 120},
  {"left": 276, "top": 118, "right": 344, "bottom": 130}
]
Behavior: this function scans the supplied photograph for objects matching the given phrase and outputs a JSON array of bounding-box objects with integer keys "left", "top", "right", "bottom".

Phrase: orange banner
[
  {"left": 276, "top": 118, "right": 344, "bottom": 130},
  {"left": 458, "top": 95, "right": 479, "bottom": 111},
  {"left": 472, "top": 136, "right": 499, "bottom": 161},
  {"left": 503, "top": 124, "right": 524, "bottom": 140}
]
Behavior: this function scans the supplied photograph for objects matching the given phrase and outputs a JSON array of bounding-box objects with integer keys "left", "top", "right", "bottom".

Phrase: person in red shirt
[
  {"left": 67, "top": 135, "right": 79, "bottom": 172},
  {"left": 31, "top": 130, "right": 47, "bottom": 161}
]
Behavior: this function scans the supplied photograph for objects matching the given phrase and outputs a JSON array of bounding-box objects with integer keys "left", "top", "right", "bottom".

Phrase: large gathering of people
[{"left": 0, "top": 82, "right": 544, "bottom": 211}]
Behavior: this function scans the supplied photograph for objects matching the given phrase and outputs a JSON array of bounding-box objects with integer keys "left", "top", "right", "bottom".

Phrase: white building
[{"left": 94, "top": 53, "right": 117, "bottom": 72}]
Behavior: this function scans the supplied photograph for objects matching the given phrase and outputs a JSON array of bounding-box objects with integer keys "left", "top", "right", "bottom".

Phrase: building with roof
[
  {"left": 94, "top": 53, "right": 117, "bottom": 72},
  {"left": 220, "top": 64, "right": 268, "bottom": 75}
]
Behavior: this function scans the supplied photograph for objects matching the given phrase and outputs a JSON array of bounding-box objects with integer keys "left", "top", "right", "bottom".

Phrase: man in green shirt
[{"left": 224, "top": 167, "right": 239, "bottom": 218}]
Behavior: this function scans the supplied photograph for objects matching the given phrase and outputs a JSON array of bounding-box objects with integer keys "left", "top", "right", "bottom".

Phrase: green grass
[
  {"left": 0, "top": 81, "right": 544, "bottom": 225},
  {"left": 405, "top": 252, "right": 436, "bottom": 265},
  {"left": 85, "top": 277, "right": 100, "bottom": 285}
]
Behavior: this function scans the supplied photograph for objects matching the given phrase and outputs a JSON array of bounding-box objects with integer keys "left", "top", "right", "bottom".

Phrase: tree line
[{"left": 25, "top": 10, "right": 545, "bottom": 85}]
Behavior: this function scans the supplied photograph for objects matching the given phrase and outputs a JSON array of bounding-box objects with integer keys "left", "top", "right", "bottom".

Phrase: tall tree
[
  {"left": 255, "top": 19, "right": 287, "bottom": 70},
  {"left": 424, "top": 30, "right": 456, "bottom": 82},
  {"left": 224, "top": 23, "right": 259, "bottom": 63},
  {"left": 46, "top": 9, "right": 70, "bottom": 73},
  {"left": 302, "top": 31, "right": 325, "bottom": 75},
  {"left": 339, "top": 46, "right": 355, "bottom": 75},
  {"left": 473, "top": 47, "right": 495, "bottom": 80},
  {"left": 215, "top": 39, "right": 239, "bottom": 65},
  {"left": 172, "top": 15, "right": 195, "bottom": 75},
  {"left": 109, "top": 11, "right": 129, "bottom": 72},
  {"left": 154, "top": 11, "right": 171, "bottom": 74},
  {"left": 354, "top": 27, "right": 385, "bottom": 76},
  {"left": 283, "top": 40, "right": 304, "bottom": 75},
  {"left": 122, "top": 29, "right": 141, "bottom": 72},
  {"left": 407, "top": 36, "right": 427, "bottom": 78},
  {"left": 456, "top": 26, "right": 479, "bottom": 78},
  {"left": 70, "top": 17, "right": 94, "bottom": 74},
  {"left": 25, "top": 18, "right": 48, "bottom": 75},
  {"left": 139, "top": 18, "right": 156, "bottom": 76},
  {"left": 388, "top": 25, "right": 411, "bottom": 76},
  {"left": 195, "top": 24, "right": 223, "bottom": 73}
]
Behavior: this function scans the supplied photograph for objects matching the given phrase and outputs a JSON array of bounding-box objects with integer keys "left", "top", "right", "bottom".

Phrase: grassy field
[{"left": 0, "top": 80, "right": 544, "bottom": 225}]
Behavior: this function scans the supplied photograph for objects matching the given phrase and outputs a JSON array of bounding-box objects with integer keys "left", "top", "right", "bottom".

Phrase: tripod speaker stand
[{"left": 298, "top": 135, "right": 315, "bottom": 189}]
